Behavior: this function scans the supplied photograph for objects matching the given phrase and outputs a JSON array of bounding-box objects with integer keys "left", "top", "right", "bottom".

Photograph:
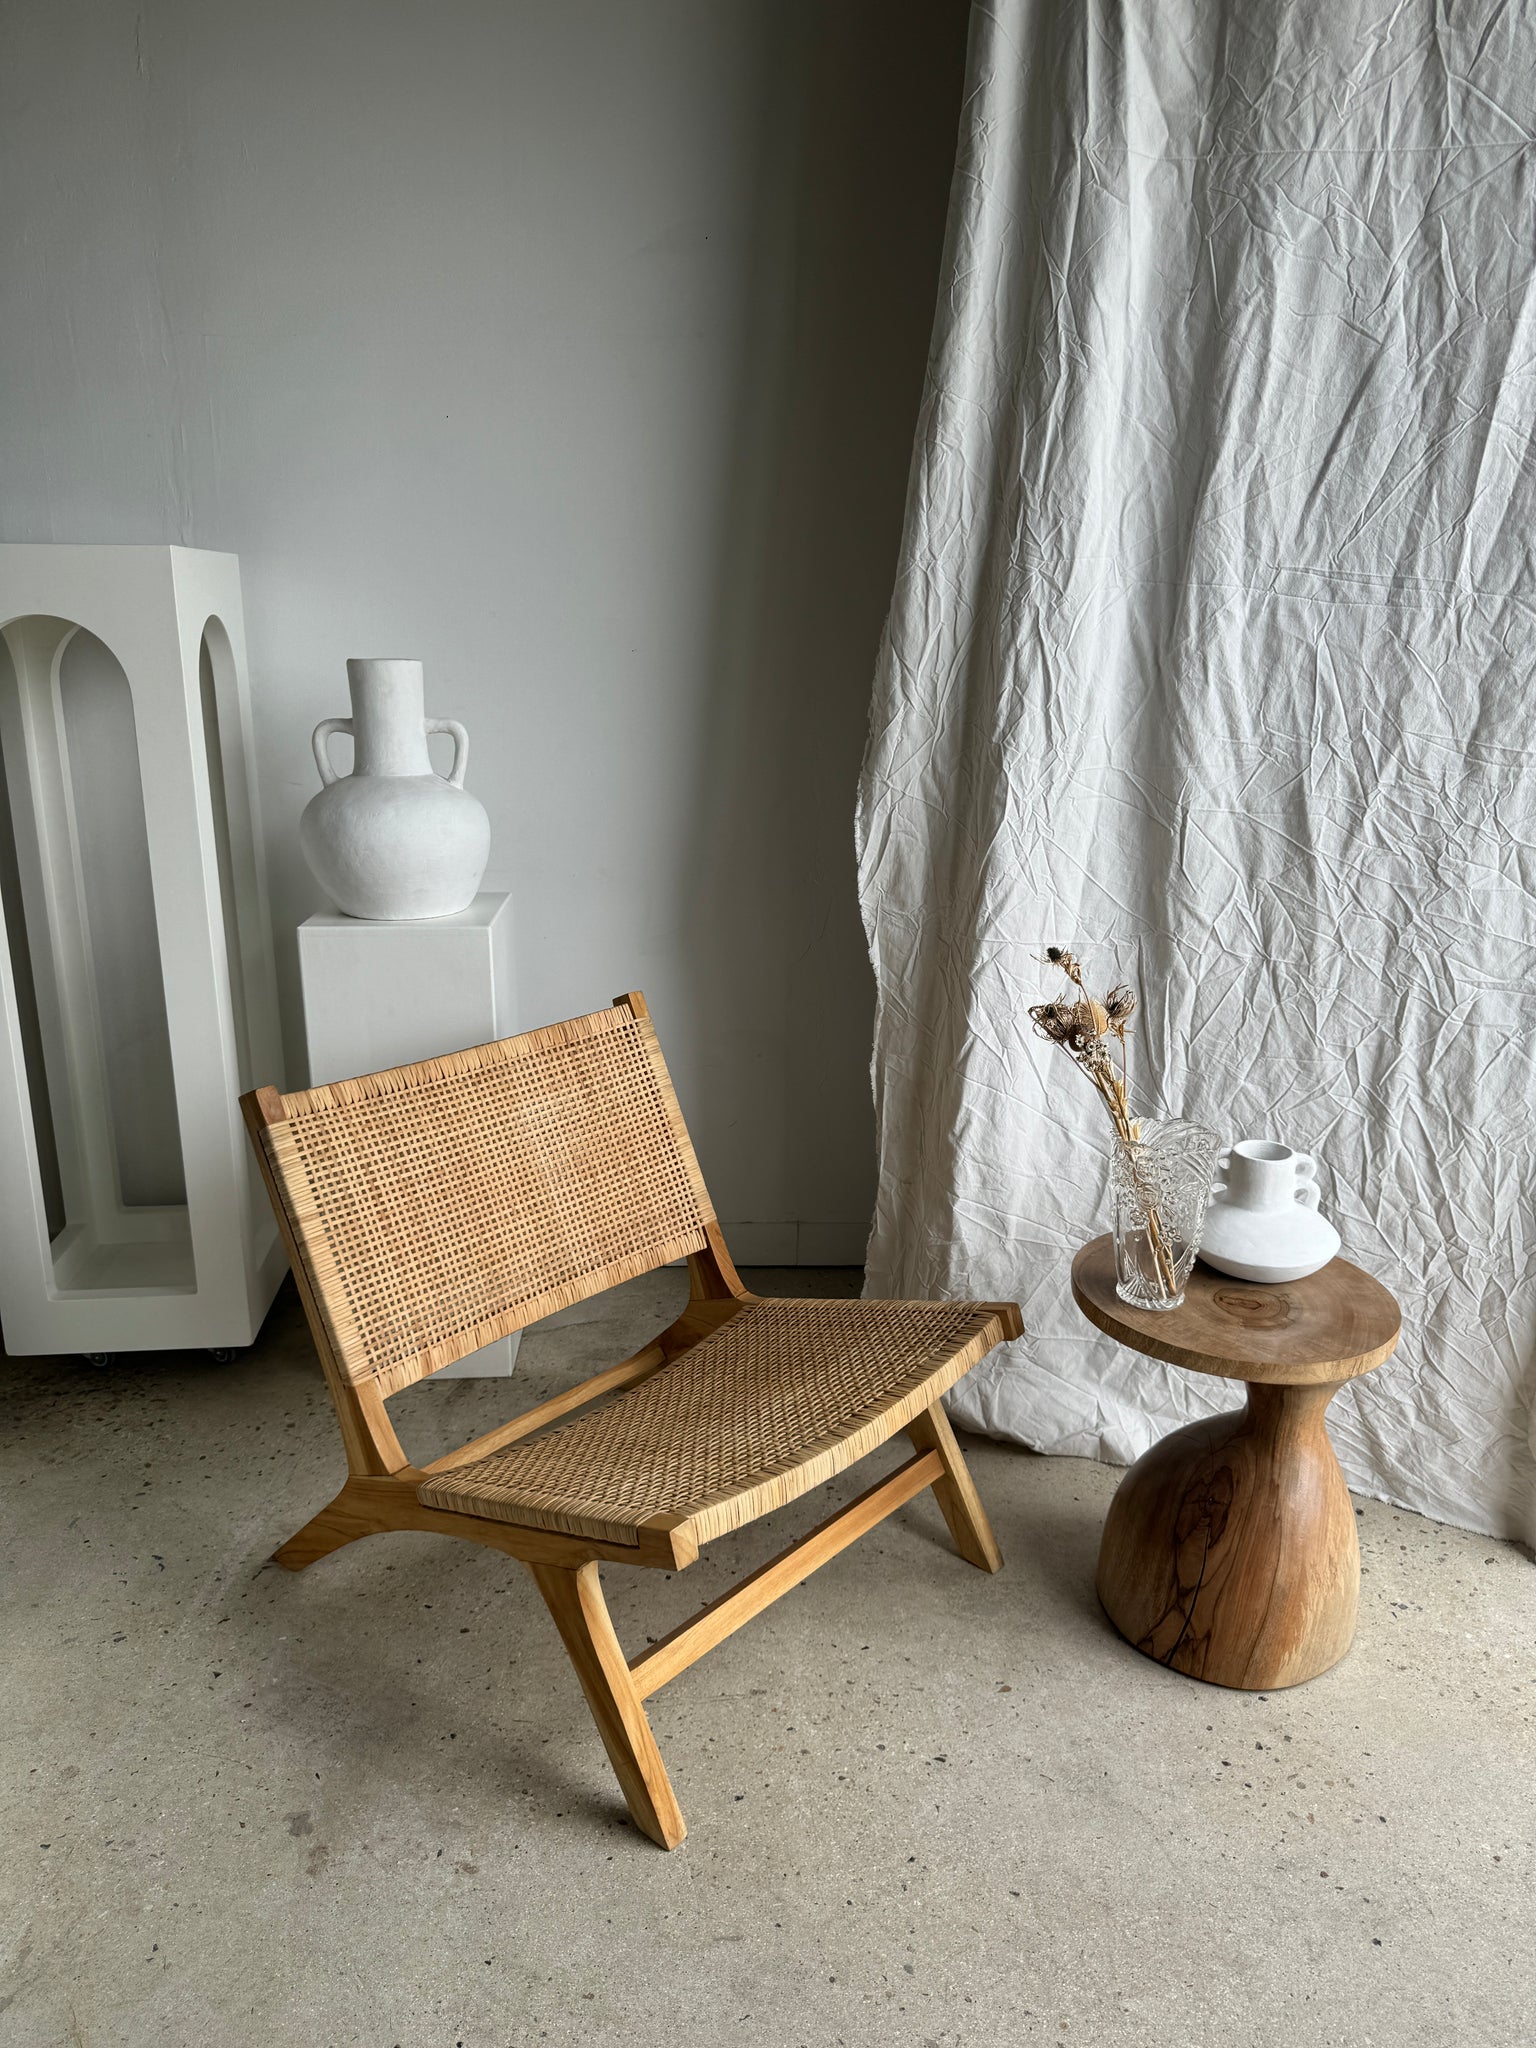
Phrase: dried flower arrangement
[
  {"left": 1029, "top": 947, "right": 1179, "bottom": 1300},
  {"left": 1028, "top": 947, "right": 1140, "bottom": 1141}
]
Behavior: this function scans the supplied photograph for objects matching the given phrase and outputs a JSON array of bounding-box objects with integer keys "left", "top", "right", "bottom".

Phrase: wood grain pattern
[
  {"left": 904, "top": 1400, "right": 1003, "bottom": 1572},
  {"left": 270, "top": 1470, "right": 696, "bottom": 1572},
  {"left": 629, "top": 1450, "right": 943, "bottom": 1700},
  {"left": 1095, "top": 1380, "right": 1361, "bottom": 1688},
  {"left": 1074, "top": 1234, "right": 1400, "bottom": 1691},
  {"left": 529, "top": 1561, "right": 687, "bottom": 1850},
  {"left": 1071, "top": 1234, "right": 1400, "bottom": 1385}
]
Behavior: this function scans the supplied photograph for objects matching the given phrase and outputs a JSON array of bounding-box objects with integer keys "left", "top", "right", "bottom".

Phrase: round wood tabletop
[{"left": 1070, "top": 1235, "right": 1401, "bottom": 1386}]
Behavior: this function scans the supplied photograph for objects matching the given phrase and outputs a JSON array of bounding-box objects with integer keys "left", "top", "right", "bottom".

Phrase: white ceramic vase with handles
[
  {"left": 299, "top": 659, "right": 491, "bottom": 920},
  {"left": 1197, "top": 1138, "right": 1342, "bottom": 1284}
]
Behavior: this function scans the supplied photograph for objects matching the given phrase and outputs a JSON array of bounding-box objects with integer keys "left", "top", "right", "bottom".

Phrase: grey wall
[{"left": 0, "top": 0, "right": 968, "bottom": 1259}]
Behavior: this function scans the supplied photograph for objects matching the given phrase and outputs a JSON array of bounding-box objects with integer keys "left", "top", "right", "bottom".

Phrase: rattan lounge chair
[{"left": 242, "top": 993, "right": 1021, "bottom": 1849}]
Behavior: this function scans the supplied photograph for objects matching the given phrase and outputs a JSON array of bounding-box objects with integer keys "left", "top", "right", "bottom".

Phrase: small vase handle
[
  {"left": 312, "top": 717, "right": 353, "bottom": 788},
  {"left": 427, "top": 718, "right": 470, "bottom": 789}
]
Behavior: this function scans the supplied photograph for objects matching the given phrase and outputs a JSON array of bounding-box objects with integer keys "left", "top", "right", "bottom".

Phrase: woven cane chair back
[{"left": 255, "top": 999, "right": 714, "bottom": 1396}]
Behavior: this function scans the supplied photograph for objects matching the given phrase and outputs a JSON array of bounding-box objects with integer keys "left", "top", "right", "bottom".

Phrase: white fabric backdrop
[{"left": 857, "top": 0, "right": 1536, "bottom": 1542}]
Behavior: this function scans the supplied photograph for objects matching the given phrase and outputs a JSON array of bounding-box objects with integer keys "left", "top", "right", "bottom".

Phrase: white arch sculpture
[{"left": 0, "top": 546, "right": 285, "bottom": 1356}]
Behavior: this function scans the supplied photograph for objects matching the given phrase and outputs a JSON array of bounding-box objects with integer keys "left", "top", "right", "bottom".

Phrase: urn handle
[
  {"left": 426, "top": 717, "right": 470, "bottom": 789},
  {"left": 312, "top": 717, "right": 354, "bottom": 787}
]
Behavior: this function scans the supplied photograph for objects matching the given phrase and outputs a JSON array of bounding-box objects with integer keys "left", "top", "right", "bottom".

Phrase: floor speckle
[{"left": 1, "top": 1266, "right": 1532, "bottom": 2046}]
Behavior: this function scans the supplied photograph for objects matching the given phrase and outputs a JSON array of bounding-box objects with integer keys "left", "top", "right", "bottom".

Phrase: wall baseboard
[
  {"left": 721, "top": 1222, "right": 869, "bottom": 1267},
  {"left": 531, "top": 1224, "right": 873, "bottom": 1329}
]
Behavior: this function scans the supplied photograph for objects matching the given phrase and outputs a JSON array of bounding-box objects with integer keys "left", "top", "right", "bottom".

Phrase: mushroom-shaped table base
[{"left": 1071, "top": 1235, "right": 1401, "bottom": 1690}]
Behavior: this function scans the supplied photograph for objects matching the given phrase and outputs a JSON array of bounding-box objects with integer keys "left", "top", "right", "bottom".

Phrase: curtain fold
[{"left": 857, "top": 0, "right": 1536, "bottom": 1541}]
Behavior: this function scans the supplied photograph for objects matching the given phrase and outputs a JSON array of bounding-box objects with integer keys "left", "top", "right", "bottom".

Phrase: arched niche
[{"left": 0, "top": 612, "right": 194, "bottom": 1293}]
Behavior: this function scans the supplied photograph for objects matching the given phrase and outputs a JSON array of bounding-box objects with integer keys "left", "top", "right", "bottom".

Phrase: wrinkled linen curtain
[{"left": 857, "top": 0, "right": 1536, "bottom": 1541}]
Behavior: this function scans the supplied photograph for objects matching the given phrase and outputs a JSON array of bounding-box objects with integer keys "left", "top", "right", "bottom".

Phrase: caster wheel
[
  {"left": 206, "top": 1347, "right": 241, "bottom": 1363},
  {"left": 83, "top": 1352, "right": 117, "bottom": 1367}
]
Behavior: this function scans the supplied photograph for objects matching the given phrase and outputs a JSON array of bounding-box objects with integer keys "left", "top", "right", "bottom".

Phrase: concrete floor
[{"left": 3, "top": 1266, "right": 1533, "bottom": 2048}]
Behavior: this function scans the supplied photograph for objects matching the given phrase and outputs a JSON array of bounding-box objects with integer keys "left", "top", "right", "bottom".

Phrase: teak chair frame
[{"left": 241, "top": 993, "right": 1020, "bottom": 1850}]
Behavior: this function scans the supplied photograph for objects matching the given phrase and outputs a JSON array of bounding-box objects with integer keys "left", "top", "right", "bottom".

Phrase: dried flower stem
[{"left": 1030, "top": 949, "right": 1179, "bottom": 1298}]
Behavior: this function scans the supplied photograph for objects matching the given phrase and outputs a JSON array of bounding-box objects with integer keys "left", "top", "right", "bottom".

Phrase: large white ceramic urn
[{"left": 299, "top": 658, "right": 491, "bottom": 920}]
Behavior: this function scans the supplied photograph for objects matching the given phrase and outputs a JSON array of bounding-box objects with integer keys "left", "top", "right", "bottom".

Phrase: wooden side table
[{"left": 1071, "top": 1235, "right": 1400, "bottom": 1690}]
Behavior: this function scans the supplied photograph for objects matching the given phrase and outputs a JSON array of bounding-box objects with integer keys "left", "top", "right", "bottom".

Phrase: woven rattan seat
[
  {"left": 418, "top": 1296, "right": 1007, "bottom": 1545},
  {"left": 243, "top": 993, "right": 1021, "bottom": 1850}
]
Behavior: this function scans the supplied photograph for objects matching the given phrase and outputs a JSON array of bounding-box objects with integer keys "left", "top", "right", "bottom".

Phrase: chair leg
[
  {"left": 528, "top": 1560, "right": 687, "bottom": 1850},
  {"left": 906, "top": 1400, "right": 1003, "bottom": 1573},
  {"left": 272, "top": 1481, "right": 376, "bottom": 1571}
]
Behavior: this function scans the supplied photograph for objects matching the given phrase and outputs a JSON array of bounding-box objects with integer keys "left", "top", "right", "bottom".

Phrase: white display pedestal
[
  {"left": 0, "top": 545, "right": 286, "bottom": 1358},
  {"left": 298, "top": 892, "right": 518, "bottom": 1378}
]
